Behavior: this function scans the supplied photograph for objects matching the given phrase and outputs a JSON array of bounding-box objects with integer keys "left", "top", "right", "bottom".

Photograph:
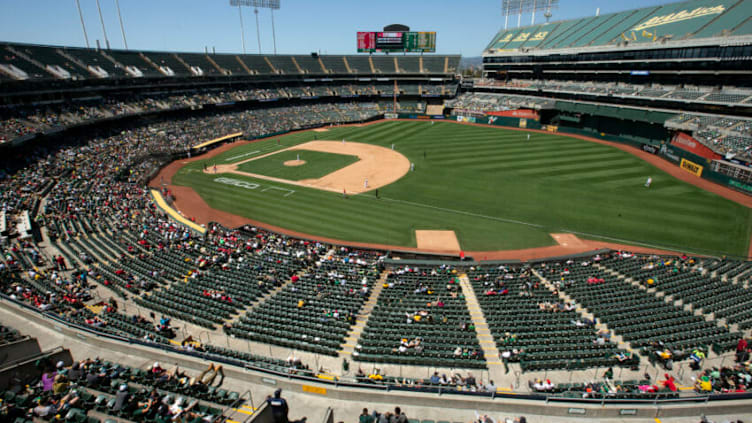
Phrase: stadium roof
[{"left": 484, "top": 0, "right": 752, "bottom": 55}]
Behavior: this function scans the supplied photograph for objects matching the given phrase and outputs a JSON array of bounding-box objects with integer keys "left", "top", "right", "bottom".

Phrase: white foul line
[{"left": 225, "top": 150, "right": 260, "bottom": 162}]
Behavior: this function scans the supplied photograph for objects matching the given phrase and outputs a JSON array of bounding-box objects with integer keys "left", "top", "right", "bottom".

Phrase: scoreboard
[{"left": 357, "top": 31, "right": 436, "bottom": 53}]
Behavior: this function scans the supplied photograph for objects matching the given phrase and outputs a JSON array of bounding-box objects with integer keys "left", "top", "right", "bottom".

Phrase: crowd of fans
[
  {"left": 474, "top": 78, "right": 752, "bottom": 103},
  {"left": 0, "top": 82, "right": 449, "bottom": 144}
]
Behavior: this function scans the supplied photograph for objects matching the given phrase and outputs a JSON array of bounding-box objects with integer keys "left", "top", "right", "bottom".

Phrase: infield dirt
[{"left": 208, "top": 140, "right": 410, "bottom": 194}]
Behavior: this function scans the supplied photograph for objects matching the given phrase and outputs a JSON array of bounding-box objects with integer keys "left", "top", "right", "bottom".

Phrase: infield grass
[
  {"left": 236, "top": 149, "right": 359, "bottom": 181},
  {"left": 173, "top": 121, "right": 752, "bottom": 256}
]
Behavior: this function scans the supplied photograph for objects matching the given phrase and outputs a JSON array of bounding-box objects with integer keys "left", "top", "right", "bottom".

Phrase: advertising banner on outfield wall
[
  {"left": 680, "top": 158, "right": 704, "bottom": 177},
  {"left": 642, "top": 144, "right": 659, "bottom": 154},
  {"left": 671, "top": 132, "right": 722, "bottom": 160},
  {"left": 486, "top": 109, "right": 540, "bottom": 120},
  {"left": 456, "top": 116, "right": 477, "bottom": 123}
]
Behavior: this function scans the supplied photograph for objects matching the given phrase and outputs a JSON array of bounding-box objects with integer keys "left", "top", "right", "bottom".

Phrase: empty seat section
[
  {"left": 468, "top": 266, "right": 635, "bottom": 372},
  {"left": 209, "top": 54, "right": 250, "bottom": 75},
  {"left": 107, "top": 50, "right": 160, "bottom": 77},
  {"left": 520, "top": 22, "right": 561, "bottom": 48},
  {"left": 692, "top": 0, "right": 750, "bottom": 38},
  {"left": 239, "top": 54, "right": 274, "bottom": 74},
  {"left": 422, "top": 56, "right": 445, "bottom": 73},
  {"left": 266, "top": 55, "right": 300, "bottom": 74},
  {"left": 354, "top": 266, "right": 486, "bottom": 368},
  {"left": 547, "top": 16, "right": 601, "bottom": 49},
  {"left": 142, "top": 52, "right": 189, "bottom": 75},
  {"left": 398, "top": 56, "right": 421, "bottom": 73},
  {"left": 537, "top": 18, "right": 587, "bottom": 49},
  {"left": 231, "top": 255, "right": 380, "bottom": 356},
  {"left": 320, "top": 55, "right": 350, "bottom": 74},
  {"left": 629, "top": 0, "right": 729, "bottom": 44},
  {"left": 539, "top": 259, "right": 738, "bottom": 354},
  {"left": 588, "top": 6, "right": 661, "bottom": 46},
  {"left": 293, "top": 55, "right": 323, "bottom": 74},
  {"left": 570, "top": 11, "right": 629, "bottom": 47},
  {"left": 61, "top": 47, "right": 128, "bottom": 77},
  {"left": 501, "top": 26, "right": 547, "bottom": 50},
  {"left": 345, "top": 56, "right": 371, "bottom": 74},
  {"left": 370, "top": 56, "right": 395, "bottom": 73},
  {"left": 600, "top": 255, "right": 752, "bottom": 339},
  {"left": 178, "top": 53, "right": 222, "bottom": 75},
  {"left": 9, "top": 44, "right": 85, "bottom": 79}
]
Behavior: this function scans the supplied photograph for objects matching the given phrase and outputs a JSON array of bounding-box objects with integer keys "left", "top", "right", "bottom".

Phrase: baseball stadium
[{"left": 1, "top": 0, "right": 752, "bottom": 422}]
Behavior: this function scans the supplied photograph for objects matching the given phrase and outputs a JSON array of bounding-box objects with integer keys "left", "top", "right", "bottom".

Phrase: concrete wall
[
  {"left": 0, "top": 337, "right": 41, "bottom": 364},
  {"left": 0, "top": 347, "right": 73, "bottom": 389}
]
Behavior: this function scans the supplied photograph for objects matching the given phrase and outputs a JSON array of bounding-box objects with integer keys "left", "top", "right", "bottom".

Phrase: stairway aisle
[
  {"left": 338, "top": 271, "right": 388, "bottom": 357},
  {"left": 457, "top": 274, "right": 503, "bottom": 373}
]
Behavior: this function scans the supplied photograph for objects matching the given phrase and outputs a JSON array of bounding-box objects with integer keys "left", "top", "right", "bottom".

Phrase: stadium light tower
[
  {"left": 95, "top": 0, "right": 110, "bottom": 49},
  {"left": 501, "top": 0, "right": 558, "bottom": 29},
  {"left": 74, "top": 0, "right": 90, "bottom": 48},
  {"left": 115, "top": 0, "right": 129, "bottom": 49},
  {"left": 229, "top": 0, "right": 281, "bottom": 55}
]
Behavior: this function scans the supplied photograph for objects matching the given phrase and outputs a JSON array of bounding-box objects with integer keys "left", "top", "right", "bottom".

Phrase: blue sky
[{"left": 0, "top": 0, "right": 675, "bottom": 56}]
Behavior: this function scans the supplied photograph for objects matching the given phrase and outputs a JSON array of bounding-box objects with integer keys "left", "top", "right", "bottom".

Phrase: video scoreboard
[{"left": 357, "top": 31, "right": 436, "bottom": 53}]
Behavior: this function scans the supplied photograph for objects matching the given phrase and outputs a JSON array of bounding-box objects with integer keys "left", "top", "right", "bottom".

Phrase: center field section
[
  {"left": 236, "top": 149, "right": 359, "bottom": 180},
  {"left": 173, "top": 121, "right": 752, "bottom": 256}
]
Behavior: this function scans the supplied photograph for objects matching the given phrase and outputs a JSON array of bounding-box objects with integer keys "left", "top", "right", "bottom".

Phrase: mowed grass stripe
[
  {"left": 473, "top": 152, "right": 626, "bottom": 171},
  {"left": 438, "top": 148, "right": 621, "bottom": 169},
  {"left": 428, "top": 142, "right": 606, "bottom": 163},
  {"left": 519, "top": 158, "right": 638, "bottom": 176}
]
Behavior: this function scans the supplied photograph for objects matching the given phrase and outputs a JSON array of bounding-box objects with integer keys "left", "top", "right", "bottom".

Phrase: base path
[
  {"left": 210, "top": 140, "right": 410, "bottom": 194},
  {"left": 415, "top": 230, "right": 461, "bottom": 252}
]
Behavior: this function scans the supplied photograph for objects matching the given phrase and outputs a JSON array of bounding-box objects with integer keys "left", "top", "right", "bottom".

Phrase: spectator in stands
[
  {"left": 29, "top": 397, "right": 56, "bottom": 418},
  {"left": 52, "top": 373, "right": 69, "bottom": 394},
  {"left": 190, "top": 363, "right": 224, "bottom": 390},
  {"left": 267, "top": 389, "right": 290, "bottom": 423},
  {"left": 360, "top": 408, "right": 375, "bottom": 423},
  {"left": 737, "top": 338, "right": 748, "bottom": 362},
  {"left": 40, "top": 367, "right": 56, "bottom": 391},
  {"left": 112, "top": 383, "right": 132, "bottom": 412},
  {"left": 392, "top": 407, "right": 407, "bottom": 423}
]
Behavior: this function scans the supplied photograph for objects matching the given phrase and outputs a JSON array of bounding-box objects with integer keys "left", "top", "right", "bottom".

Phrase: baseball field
[{"left": 170, "top": 120, "right": 752, "bottom": 257}]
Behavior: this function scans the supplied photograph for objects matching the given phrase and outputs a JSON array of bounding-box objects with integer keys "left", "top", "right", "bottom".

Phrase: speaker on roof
[{"left": 311, "top": 52, "right": 319, "bottom": 58}]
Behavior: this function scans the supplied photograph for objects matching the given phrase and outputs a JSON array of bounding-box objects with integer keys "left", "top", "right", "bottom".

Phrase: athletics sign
[{"left": 633, "top": 5, "right": 726, "bottom": 32}]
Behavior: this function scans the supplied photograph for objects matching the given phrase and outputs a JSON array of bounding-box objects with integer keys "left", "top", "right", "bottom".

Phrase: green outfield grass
[
  {"left": 235, "top": 149, "right": 359, "bottom": 181},
  {"left": 173, "top": 121, "right": 752, "bottom": 256}
]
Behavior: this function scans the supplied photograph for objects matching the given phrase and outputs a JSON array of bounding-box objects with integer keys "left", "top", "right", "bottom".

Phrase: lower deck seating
[
  {"left": 468, "top": 265, "right": 636, "bottom": 372},
  {"left": 355, "top": 266, "right": 485, "bottom": 368},
  {"left": 538, "top": 259, "right": 739, "bottom": 355},
  {"left": 230, "top": 258, "right": 379, "bottom": 356}
]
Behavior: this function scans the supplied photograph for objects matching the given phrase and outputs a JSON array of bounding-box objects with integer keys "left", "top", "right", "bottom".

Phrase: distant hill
[{"left": 459, "top": 56, "right": 483, "bottom": 70}]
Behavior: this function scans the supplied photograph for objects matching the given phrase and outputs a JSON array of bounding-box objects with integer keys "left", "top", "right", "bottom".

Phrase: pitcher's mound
[
  {"left": 312, "top": 128, "right": 329, "bottom": 132},
  {"left": 416, "top": 230, "right": 460, "bottom": 252},
  {"left": 284, "top": 160, "right": 306, "bottom": 167}
]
